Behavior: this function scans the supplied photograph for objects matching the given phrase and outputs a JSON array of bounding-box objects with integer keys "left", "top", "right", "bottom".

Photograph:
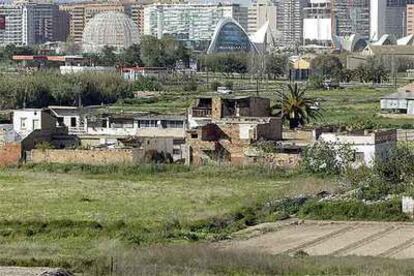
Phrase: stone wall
[
  {"left": 0, "top": 143, "right": 22, "bottom": 167},
  {"left": 253, "top": 153, "right": 302, "bottom": 169},
  {"left": 30, "top": 148, "right": 144, "bottom": 165}
]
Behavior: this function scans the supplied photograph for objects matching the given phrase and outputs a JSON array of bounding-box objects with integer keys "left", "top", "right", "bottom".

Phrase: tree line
[
  {"left": 0, "top": 71, "right": 132, "bottom": 109},
  {"left": 310, "top": 54, "right": 390, "bottom": 85}
]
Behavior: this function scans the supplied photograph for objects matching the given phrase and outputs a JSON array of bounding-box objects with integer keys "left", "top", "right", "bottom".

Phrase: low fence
[
  {"left": 397, "top": 129, "right": 414, "bottom": 142},
  {"left": 30, "top": 148, "right": 144, "bottom": 165}
]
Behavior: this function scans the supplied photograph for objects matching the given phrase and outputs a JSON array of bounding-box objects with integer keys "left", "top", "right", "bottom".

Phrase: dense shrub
[
  {"left": 224, "top": 80, "right": 234, "bottom": 90},
  {"left": 302, "top": 142, "right": 354, "bottom": 175},
  {"left": 132, "top": 76, "right": 162, "bottom": 91},
  {"left": 183, "top": 78, "right": 198, "bottom": 92},
  {"left": 299, "top": 199, "right": 408, "bottom": 221},
  {"left": 373, "top": 144, "right": 414, "bottom": 184},
  {"left": 210, "top": 81, "right": 222, "bottom": 91},
  {"left": 307, "top": 75, "right": 324, "bottom": 89}
]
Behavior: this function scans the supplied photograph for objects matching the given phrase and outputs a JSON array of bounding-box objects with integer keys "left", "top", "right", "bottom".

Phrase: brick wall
[
  {"left": 30, "top": 148, "right": 145, "bottom": 165},
  {"left": 0, "top": 143, "right": 22, "bottom": 167}
]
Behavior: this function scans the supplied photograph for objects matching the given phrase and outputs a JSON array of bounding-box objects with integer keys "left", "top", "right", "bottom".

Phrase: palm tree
[{"left": 276, "top": 83, "right": 322, "bottom": 129}]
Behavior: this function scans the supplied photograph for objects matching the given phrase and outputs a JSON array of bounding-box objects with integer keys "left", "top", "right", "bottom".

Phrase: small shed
[{"left": 380, "top": 91, "right": 414, "bottom": 114}]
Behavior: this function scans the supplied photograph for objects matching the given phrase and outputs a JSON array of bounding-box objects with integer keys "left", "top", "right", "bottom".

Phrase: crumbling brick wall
[
  {"left": 211, "top": 97, "right": 222, "bottom": 120},
  {"left": 0, "top": 143, "right": 22, "bottom": 167}
]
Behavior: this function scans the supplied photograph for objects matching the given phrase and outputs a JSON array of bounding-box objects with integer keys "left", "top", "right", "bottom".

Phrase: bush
[
  {"left": 224, "top": 80, "right": 234, "bottom": 90},
  {"left": 299, "top": 199, "right": 408, "bottom": 221},
  {"left": 210, "top": 81, "right": 221, "bottom": 91},
  {"left": 183, "top": 79, "right": 198, "bottom": 92},
  {"left": 302, "top": 142, "right": 354, "bottom": 175},
  {"left": 373, "top": 144, "right": 414, "bottom": 184},
  {"left": 133, "top": 76, "right": 162, "bottom": 91},
  {"left": 307, "top": 75, "right": 324, "bottom": 89},
  {"left": 35, "top": 142, "right": 54, "bottom": 151}
]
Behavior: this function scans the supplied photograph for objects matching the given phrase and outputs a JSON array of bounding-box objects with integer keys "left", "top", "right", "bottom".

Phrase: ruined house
[{"left": 187, "top": 96, "right": 283, "bottom": 165}]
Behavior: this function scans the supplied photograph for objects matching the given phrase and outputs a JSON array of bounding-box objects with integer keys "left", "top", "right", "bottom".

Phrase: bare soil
[{"left": 223, "top": 220, "right": 414, "bottom": 259}]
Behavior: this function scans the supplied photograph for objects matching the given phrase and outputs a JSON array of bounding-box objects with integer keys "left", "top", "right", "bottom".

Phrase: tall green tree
[
  {"left": 119, "top": 44, "right": 143, "bottom": 66},
  {"left": 265, "top": 54, "right": 287, "bottom": 79},
  {"left": 276, "top": 83, "right": 322, "bottom": 129},
  {"left": 310, "top": 54, "right": 343, "bottom": 80}
]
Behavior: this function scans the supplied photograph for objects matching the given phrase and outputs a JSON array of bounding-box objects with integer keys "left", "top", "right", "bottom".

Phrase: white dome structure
[{"left": 82, "top": 11, "right": 140, "bottom": 53}]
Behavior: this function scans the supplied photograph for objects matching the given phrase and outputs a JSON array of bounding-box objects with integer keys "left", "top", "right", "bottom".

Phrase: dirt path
[
  {"left": 0, "top": 267, "right": 51, "bottom": 276},
  {"left": 222, "top": 220, "right": 414, "bottom": 259}
]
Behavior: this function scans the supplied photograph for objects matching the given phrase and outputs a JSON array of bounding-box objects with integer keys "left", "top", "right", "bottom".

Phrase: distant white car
[{"left": 217, "top": 86, "right": 233, "bottom": 94}]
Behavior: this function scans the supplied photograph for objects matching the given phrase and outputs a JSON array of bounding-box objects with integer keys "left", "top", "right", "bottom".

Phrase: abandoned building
[
  {"left": 318, "top": 129, "right": 397, "bottom": 167},
  {"left": 381, "top": 83, "right": 414, "bottom": 115},
  {"left": 187, "top": 96, "right": 283, "bottom": 165}
]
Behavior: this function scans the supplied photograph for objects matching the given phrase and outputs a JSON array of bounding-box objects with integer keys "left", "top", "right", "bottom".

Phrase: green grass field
[{"left": 0, "top": 164, "right": 335, "bottom": 272}]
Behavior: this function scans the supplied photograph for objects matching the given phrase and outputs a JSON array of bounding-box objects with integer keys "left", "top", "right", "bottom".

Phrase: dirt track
[
  {"left": 223, "top": 220, "right": 414, "bottom": 259},
  {"left": 0, "top": 267, "right": 51, "bottom": 276}
]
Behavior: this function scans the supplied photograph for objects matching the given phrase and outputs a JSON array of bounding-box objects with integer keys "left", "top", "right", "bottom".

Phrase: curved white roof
[
  {"left": 397, "top": 34, "right": 414, "bottom": 46},
  {"left": 250, "top": 21, "right": 269, "bottom": 44},
  {"left": 371, "top": 34, "right": 396, "bottom": 46},
  {"left": 332, "top": 34, "right": 367, "bottom": 52},
  {"left": 82, "top": 11, "right": 140, "bottom": 53},
  {"left": 207, "top": 17, "right": 258, "bottom": 54}
]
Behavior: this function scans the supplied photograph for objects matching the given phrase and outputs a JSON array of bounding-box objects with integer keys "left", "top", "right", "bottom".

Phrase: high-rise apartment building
[
  {"left": 302, "top": 0, "right": 332, "bottom": 45},
  {"left": 279, "top": 0, "right": 306, "bottom": 46},
  {"left": 60, "top": 3, "right": 131, "bottom": 44},
  {"left": 0, "top": 2, "right": 67, "bottom": 46},
  {"left": 143, "top": 4, "right": 248, "bottom": 48},
  {"left": 247, "top": 0, "right": 277, "bottom": 44},
  {"left": 332, "top": 0, "right": 370, "bottom": 38},
  {"left": 371, "top": 0, "right": 406, "bottom": 40},
  {"left": 33, "top": 3, "right": 69, "bottom": 43},
  {"left": 0, "top": 4, "right": 35, "bottom": 46},
  {"left": 408, "top": 3, "right": 414, "bottom": 35},
  {"left": 130, "top": 3, "right": 145, "bottom": 34}
]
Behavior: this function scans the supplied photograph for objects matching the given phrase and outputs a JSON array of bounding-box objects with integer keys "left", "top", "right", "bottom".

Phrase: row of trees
[
  {"left": 198, "top": 53, "right": 288, "bottom": 79},
  {"left": 0, "top": 71, "right": 132, "bottom": 109},
  {"left": 72, "top": 36, "right": 191, "bottom": 68},
  {"left": 310, "top": 54, "right": 390, "bottom": 84}
]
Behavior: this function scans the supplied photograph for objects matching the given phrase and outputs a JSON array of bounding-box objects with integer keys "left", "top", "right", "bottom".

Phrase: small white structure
[
  {"left": 60, "top": 66, "right": 115, "bottom": 75},
  {"left": 13, "top": 109, "right": 57, "bottom": 138},
  {"left": 319, "top": 129, "right": 397, "bottom": 167},
  {"left": 402, "top": 196, "right": 414, "bottom": 218},
  {"left": 381, "top": 83, "right": 414, "bottom": 115}
]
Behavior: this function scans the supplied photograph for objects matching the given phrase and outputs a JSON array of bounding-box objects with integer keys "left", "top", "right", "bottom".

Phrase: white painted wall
[
  {"left": 370, "top": 0, "right": 386, "bottom": 41},
  {"left": 60, "top": 66, "right": 115, "bottom": 75},
  {"left": 319, "top": 133, "right": 395, "bottom": 167},
  {"left": 13, "top": 110, "right": 43, "bottom": 138},
  {"left": 303, "top": 18, "right": 332, "bottom": 41}
]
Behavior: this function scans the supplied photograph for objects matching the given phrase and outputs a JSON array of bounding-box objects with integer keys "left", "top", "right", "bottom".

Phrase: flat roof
[
  {"left": 12, "top": 55, "right": 85, "bottom": 62},
  {"left": 381, "top": 91, "right": 414, "bottom": 100}
]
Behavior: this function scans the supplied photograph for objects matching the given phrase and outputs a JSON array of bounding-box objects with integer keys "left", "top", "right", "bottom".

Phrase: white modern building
[
  {"left": 143, "top": 4, "right": 248, "bottom": 48},
  {"left": 303, "top": 0, "right": 332, "bottom": 45},
  {"left": 247, "top": 0, "right": 277, "bottom": 45}
]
